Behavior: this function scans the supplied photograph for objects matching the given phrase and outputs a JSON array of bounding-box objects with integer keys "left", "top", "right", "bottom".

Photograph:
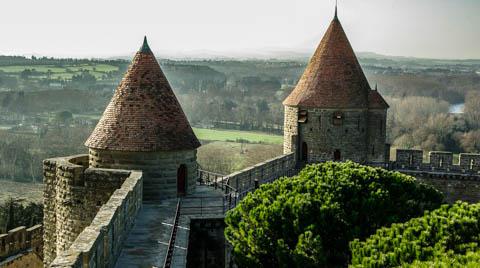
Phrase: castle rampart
[
  {"left": 392, "top": 149, "right": 480, "bottom": 203},
  {"left": 226, "top": 153, "right": 296, "bottom": 195},
  {"left": 43, "top": 154, "right": 142, "bottom": 266},
  {"left": 393, "top": 149, "right": 480, "bottom": 173},
  {"left": 0, "top": 225, "right": 43, "bottom": 265}
]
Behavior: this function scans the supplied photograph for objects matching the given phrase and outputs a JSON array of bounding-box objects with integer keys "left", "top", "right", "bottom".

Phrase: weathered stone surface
[
  {"left": 459, "top": 153, "right": 480, "bottom": 172},
  {"left": 283, "top": 107, "right": 387, "bottom": 163},
  {"left": 0, "top": 225, "right": 43, "bottom": 267},
  {"left": 43, "top": 154, "right": 142, "bottom": 267},
  {"left": 89, "top": 148, "right": 197, "bottom": 201},
  {"left": 429, "top": 151, "right": 453, "bottom": 170},
  {"left": 49, "top": 170, "right": 142, "bottom": 268},
  {"left": 392, "top": 148, "right": 480, "bottom": 204},
  {"left": 283, "top": 106, "right": 298, "bottom": 156},
  {"left": 395, "top": 149, "right": 423, "bottom": 168}
]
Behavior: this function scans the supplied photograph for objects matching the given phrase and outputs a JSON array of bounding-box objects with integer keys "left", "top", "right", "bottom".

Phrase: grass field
[
  {"left": 0, "top": 64, "right": 119, "bottom": 80},
  {"left": 193, "top": 127, "right": 283, "bottom": 144},
  {"left": 0, "top": 179, "right": 43, "bottom": 203},
  {"left": 197, "top": 141, "right": 283, "bottom": 174},
  {"left": 73, "top": 113, "right": 102, "bottom": 120},
  {"left": 0, "top": 64, "right": 118, "bottom": 73}
]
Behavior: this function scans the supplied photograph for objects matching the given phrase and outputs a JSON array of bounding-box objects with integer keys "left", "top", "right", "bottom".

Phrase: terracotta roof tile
[
  {"left": 85, "top": 38, "right": 200, "bottom": 151},
  {"left": 369, "top": 90, "right": 389, "bottom": 109},
  {"left": 283, "top": 16, "right": 371, "bottom": 108}
]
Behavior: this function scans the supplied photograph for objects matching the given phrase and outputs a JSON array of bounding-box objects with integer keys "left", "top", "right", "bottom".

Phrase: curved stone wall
[
  {"left": 50, "top": 170, "right": 143, "bottom": 267},
  {"left": 88, "top": 149, "right": 197, "bottom": 201},
  {"left": 43, "top": 155, "right": 139, "bottom": 266},
  {"left": 284, "top": 106, "right": 378, "bottom": 163}
]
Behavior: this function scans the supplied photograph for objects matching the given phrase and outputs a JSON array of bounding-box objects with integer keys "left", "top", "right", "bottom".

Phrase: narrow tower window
[
  {"left": 333, "top": 111, "right": 343, "bottom": 126},
  {"left": 298, "top": 110, "right": 308, "bottom": 123}
]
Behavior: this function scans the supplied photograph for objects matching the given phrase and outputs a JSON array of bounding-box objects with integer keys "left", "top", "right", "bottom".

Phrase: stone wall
[
  {"left": 43, "top": 155, "right": 140, "bottom": 266},
  {"left": 0, "top": 225, "right": 43, "bottom": 263},
  {"left": 226, "top": 153, "right": 296, "bottom": 199},
  {"left": 284, "top": 107, "right": 372, "bottom": 163},
  {"left": 1, "top": 250, "right": 43, "bottom": 268},
  {"left": 49, "top": 170, "right": 142, "bottom": 268},
  {"left": 394, "top": 149, "right": 424, "bottom": 169},
  {"left": 186, "top": 218, "right": 225, "bottom": 268},
  {"left": 459, "top": 153, "right": 480, "bottom": 172},
  {"left": 366, "top": 109, "right": 388, "bottom": 163},
  {"left": 429, "top": 151, "right": 453, "bottom": 170},
  {"left": 394, "top": 149, "right": 480, "bottom": 173},
  {"left": 398, "top": 170, "right": 480, "bottom": 203},
  {"left": 283, "top": 105, "right": 298, "bottom": 156},
  {"left": 392, "top": 149, "right": 480, "bottom": 203},
  {"left": 89, "top": 148, "right": 197, "bottom": 201}
]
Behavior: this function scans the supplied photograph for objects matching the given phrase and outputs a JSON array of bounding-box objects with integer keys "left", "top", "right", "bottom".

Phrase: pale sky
[{"left": 0, "top": 0, "right": 478, "bottom": 59}]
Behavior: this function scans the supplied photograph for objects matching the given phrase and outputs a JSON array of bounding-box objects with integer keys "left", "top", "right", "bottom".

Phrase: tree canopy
[
  {"left": 350, "top": 201, "right": 480, "bottom": 267},
  {"left": 224, "top": 161, "right": 444, "bottom": 268}
]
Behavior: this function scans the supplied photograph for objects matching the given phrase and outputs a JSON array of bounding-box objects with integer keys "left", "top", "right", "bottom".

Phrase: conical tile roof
[
  {"left": 85, "top": 37, "right": 200, "bottom": 151},
  {"left": 283, "top": 15, "right": 371, "bottom": 108},
  {"left": 369, "top": 85, "right": 389, "bottom": 109}
]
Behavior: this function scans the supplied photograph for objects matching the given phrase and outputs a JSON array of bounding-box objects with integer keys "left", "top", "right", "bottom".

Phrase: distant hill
[{"left": 106, "top": 50, "right": 480, "bottom": 64}]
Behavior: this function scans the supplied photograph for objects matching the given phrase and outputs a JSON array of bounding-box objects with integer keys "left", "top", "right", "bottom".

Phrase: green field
[
  {"left": 193, "top": 127, "right": 283, "bottom": 144},
  {"left": 0, "top": 64, "right": 118, "bottom": 73},
  {"left": 0, "top": 64, "right": 119, "bottom": 80}
]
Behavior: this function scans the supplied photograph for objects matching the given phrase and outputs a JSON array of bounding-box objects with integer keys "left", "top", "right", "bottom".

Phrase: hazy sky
[{"left": 1, "top": 0, "right": 478, "bottom": 59}]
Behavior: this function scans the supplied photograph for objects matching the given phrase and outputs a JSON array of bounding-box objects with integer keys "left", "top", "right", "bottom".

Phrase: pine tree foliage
[
  {"left": 224, "top": 161, "right": 444, "bottom": 267},
  {"left": 350, "top": 202, "right": 480, "bottom": 267}
]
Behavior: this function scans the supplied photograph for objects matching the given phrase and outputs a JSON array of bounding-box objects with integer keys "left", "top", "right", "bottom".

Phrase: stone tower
[
  {"left": 283, "top": 9, "right": 389, "bottom": 164},
  {"left": 85, "top": 37, "right": 201, "bottom": 201}
]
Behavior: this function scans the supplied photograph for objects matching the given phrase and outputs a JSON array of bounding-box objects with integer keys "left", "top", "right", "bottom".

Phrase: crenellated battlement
[
  {"left": 393, "top": 149, "right": 480, "bottom": 174},
  {"left": 0, "top": 225, "right": 43, "bottom": 263},
  {"left": 0, "top": 225, "right": 43, "bottom": 267},
  {"left": 390, "top": 149, "right": 480, "bottom": 203}
]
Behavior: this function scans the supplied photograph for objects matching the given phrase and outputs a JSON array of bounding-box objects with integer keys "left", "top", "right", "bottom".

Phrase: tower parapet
[{"left": 42, "top": 154, "right": 141, "bottom": 266}]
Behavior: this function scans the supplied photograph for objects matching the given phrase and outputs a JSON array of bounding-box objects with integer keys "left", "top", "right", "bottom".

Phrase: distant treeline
[
  {"left": 0, "top": 55, "right": 127, "bottom": 67},
  {"left": 0, "top": 198, "right": 42, "bottom": 233}
]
